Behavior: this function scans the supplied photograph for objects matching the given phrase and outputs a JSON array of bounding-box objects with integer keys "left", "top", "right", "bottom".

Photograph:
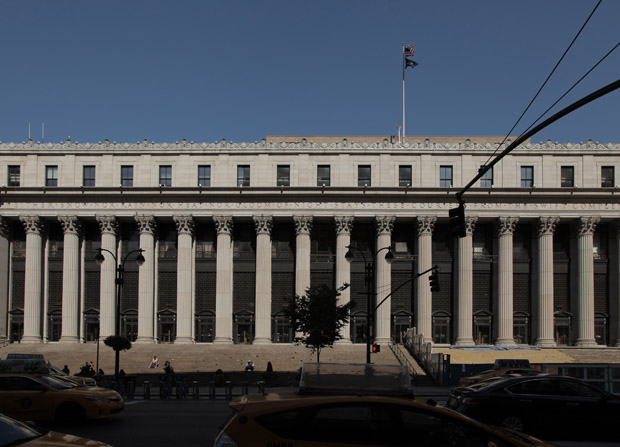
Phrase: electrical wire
[
  {"left": 517, "top": 40, "right": 620, "bottom": 139},
  {"left": 482, "top": 0, "right": 602, "bottom": 167}
]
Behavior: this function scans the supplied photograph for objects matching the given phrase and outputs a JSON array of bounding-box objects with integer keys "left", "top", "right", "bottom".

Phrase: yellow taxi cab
[
  {"left": 214, "top": 363, "right": 553, "bottom": 447},
  {"left": 0, "top": 360, "right": 123, "bottom": 423},
  {"left": 0, "top": 412, "right": 112, "bottom": 446}
]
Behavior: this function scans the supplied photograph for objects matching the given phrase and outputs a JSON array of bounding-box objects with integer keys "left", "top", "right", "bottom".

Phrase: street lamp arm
[{"left": 371, "top": 265, "right": 435, "bottom": 317}]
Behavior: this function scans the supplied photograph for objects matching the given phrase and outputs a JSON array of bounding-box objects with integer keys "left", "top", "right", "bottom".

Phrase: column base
[
  {"left": 535, "top": 338, "right": 557, "bottom": 347},
  {"left": 213, "top": 337, "right": 233, "bottom": 344},
  {"left": 20, "top": 336, "right": 42, "bottom": 343},
  {"left": 135, "top": 337, "right": 157, "bottom": 344},
  {"left": 575, "top": 338, "right": 598, "bottom": 347},
  {"left": 252, "top": 337, "right": 272, "bottom": 345},
  {"left": 454, "top": 338, "right": 476, "bottom": 347},
  {"left": 374, "top": 337, "right": 391, "bottom": 345},
  {"left": 174, "top": 337, "right": 194, "bottom": 344},
  {"left": 495, "top": 338, "right": 517, "bottom": 347},
  {"left": 59, "top": 336, "right": 80, "bottom": 343}
]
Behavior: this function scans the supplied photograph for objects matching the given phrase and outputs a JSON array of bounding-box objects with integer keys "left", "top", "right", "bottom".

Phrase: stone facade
[{"left": 0, "top": 136, "right": 619, "bottom": 348}]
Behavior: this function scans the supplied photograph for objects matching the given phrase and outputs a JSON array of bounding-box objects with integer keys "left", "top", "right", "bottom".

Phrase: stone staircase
[{"left": 0, "top": 342, "right": 402, "bottom": 375}]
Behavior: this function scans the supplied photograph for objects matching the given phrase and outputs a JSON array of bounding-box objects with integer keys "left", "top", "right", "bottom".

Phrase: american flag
[{"left": 404, "top": 44, "right": 414, "bottom": 57}]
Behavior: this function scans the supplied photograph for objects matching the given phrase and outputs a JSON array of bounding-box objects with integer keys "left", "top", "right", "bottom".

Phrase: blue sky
[{"left": 0, "top": 1, "right": 618, "bottom": 144}]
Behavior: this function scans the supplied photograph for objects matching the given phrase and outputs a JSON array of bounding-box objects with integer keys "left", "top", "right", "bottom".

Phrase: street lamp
[
  {"left": 95, "top": 247, "right": 145, "bottom": 379},
  {"left": 345, "top": 243, "right": 393, "bottom": 364}
]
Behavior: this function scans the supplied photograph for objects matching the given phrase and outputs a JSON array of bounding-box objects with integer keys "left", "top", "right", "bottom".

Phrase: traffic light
[
  {"left": 372, "top": 344, "right": 381, "bottom": 353},
  {"left": 429, "top": 267, "right": 440, "bottom": 292},
  {"left": 449, "top": 203, "right": 467, "bottom": 238}
]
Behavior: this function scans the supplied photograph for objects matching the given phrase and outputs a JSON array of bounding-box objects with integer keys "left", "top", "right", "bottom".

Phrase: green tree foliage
[
  {"left": 284, "top": 283, "right": 352, "bottom": 362},
  {"left": 103, "top": 335, "right": 132, "bottom": 352}
]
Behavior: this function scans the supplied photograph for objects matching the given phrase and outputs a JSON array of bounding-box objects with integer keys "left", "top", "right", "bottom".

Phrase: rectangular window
[
  {"left": 317, "top": 165, "right": 330, "bottom": 186},
  {"left": 480, "top": 167, "right": 493, "bottom": 187},
  {"left": 159, "top": 165, "right": 172, "bottom": 187},
  {"left": 521, "top": 166, "right": 534, "bottom": 187},
  {"left": 45, "top": 166, "right": 58, "bottom": 187},
  {"left": 83, "top": 166, "right": 96, "bottom": 187},
  {"left": 198, "top": 165, "right": 211, "bottom": 187},
  {"left": 121, "top": 165, "right": 134, "bottom": 187},
  {"left": 7, "top": 166, "right": 20, "bottom": 187},
  {"left": 561, "top": 166, "right": 574, "bottom": 187},
  {"left": 602, "top": 166, "right": 615, "bottom": 187},
  {"left": 358, "top": 165, "right": 371, "bottom": 187},
  {"left": 439, "top": 165, "right": 453, "bottom": 187},
  {"left": 277, "top": 165, "right": 290, "bottom": 187},
  {"left": 237, "top": 165, "right": 250, "bottom": 187},
  {"left": 399, "top": 165, "right": 412, "bottom": 187}
]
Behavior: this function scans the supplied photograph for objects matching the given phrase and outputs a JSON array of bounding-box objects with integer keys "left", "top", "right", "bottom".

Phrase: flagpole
[{"left": 402, "top": 42, "right": 406, "bottom": 144}]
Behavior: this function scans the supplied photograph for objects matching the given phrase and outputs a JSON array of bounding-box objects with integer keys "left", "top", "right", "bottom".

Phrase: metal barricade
[
  {"left": 208, "top": 381, "right": 216, "bottom": 399},
  {"left": 143, "top": 381, "right": 150, "bottom": 400},
  {"left": 225, "top": 381, "right": 232, "bottom": 399},
  {"left": 192, "top": 381, "right": 200, "bottom": 399}
]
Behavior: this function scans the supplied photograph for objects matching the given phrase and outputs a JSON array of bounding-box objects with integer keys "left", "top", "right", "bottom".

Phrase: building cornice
[{"left": 1, "top": 138, "right": 618, "bottom": 155}]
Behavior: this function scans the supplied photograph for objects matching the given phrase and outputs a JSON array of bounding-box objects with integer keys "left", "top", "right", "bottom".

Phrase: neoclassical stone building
[{"left": 0, "top": 135, "right": 619, "bottom": 348}]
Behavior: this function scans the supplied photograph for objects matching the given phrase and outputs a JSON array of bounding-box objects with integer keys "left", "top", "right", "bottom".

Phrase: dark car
[
  {"left": 449, "top": 375, "right": 620, "bottom": 441},
  {"left": 214, "top": 362, "right": 553, "bottom": 447}
]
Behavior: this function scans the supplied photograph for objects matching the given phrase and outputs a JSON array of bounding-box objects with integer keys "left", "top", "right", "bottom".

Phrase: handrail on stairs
[{"left": 388, "top": 341, "right": 416, "bottom": 380}]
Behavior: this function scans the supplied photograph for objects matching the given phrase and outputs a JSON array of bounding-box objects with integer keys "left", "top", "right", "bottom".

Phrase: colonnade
[{"left": 7, "top": 213, "right": 615, "bottom": 347}]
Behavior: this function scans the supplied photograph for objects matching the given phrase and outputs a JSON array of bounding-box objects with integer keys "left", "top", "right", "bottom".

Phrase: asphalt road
[
  {"left": 39, "top": 399, "right": 232, "bottom": 447},
  {"left": 37, "top": 397, "right": 620, "bottom": 447}
]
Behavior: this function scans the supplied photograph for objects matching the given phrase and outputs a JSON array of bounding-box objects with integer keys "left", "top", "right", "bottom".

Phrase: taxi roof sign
[
  {"left": 299, "top": 362, "right": 413, "bottom": 397},
  {"left": 0, "top": 359, "right": 50, "bottom": 374}
]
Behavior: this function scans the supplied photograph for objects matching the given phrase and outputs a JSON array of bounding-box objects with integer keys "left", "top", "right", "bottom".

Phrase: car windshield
[
  {"left": 0, "top": 414, "right": 42, "bottom": 447},
  {"left": 39, "top": 374, "right": 79, "bottom": 389}
]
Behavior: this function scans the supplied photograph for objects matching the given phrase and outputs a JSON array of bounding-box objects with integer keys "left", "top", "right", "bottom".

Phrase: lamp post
[
  {"left": 345, "top": 244, "right": 393, "bottom": 364},
  {"left": 95, "top": 247, "right": 145, "bottom": 379}
]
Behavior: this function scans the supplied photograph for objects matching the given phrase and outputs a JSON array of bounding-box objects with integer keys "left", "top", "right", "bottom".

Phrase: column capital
[
  {"left": 136, "top": 215, "right": 157, "bottom": 235},
  {"left": 293, "top": 216, "right": 313, "bottom": 236},
  {"left": 253, "top": 215, "right": 273, "bottom": 235},
  {"left": 0, "top": 216, "right": 11, "bottom": 237},
  {"left": 214, "top": 216, "right": 233, "bottom": 235},
  {"left": 58, "top": 216, "right": 82, "bottom": 236},
  {"left": 497, "top": 217, "right": 518, "bottom": 236},
  {"left": 20, "top": 215, "right": 45, "bottom": 235},
  {"left": 376, "top": 216, "right": 395, "bottom": 235},
  {"left": 537, "top": 217, "right": 559, "bottom": 237},
  {"left": 96, "top": 215, "right": 119, "bottom": 235},
  {"left": 465, "top": 216, "right": 478, "bottom": 236},
  {"left": 334, "top": 216, "right": 354, "bottom": 235},
  {"left": 174, "top": 215, "right": 195, "bottom": 236},
  {"left": 417, "top": 216, "right": 436, "bottom": 235},
  {"left": 575, "top": 216, "right": 600, "bottom": 237}
]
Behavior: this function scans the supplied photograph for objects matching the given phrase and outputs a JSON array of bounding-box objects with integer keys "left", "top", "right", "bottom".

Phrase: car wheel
[
  {"left": 500, "top": 415, "right": 525, "bottom": 432},
  {"left": 56, "top": 402, "right": 86, "bottom": 425}
]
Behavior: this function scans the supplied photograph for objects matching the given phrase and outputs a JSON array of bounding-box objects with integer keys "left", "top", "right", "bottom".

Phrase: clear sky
[{"left": 0, "top": 1, "right": 618, "bottom": 144}]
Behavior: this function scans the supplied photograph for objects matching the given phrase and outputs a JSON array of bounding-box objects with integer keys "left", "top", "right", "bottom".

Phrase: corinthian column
[
  {"left": 0, "top": 218, "right": 10, "bottom": 343},
  {"left": 535, "top": 217, "right": 559, "bottom": 346},
  {"left": 253, "top": 215, "right": 273, "bottom": 344},
  {"left": 135, "top": 215, "right": 157, "bottom": 343},
  {"left": 455, "top": 217, "right": 477, "bottom": 346},
  {"left": 294, "top": 216, "right": 312, "bottom": 298},
  {"left": 97, "top": 216, "right": 118, "bottom": 338},
  {"left": 496, "top": 217, "right": 518, "bottom": 346},
  {"left": 575, "top": 217, "right": 599, "bottom": 346},
  {"left": 214, "top": 216, "right": 234, "bottom": 344},
  {"left": 375, "top": 216, "right": 395, "bottom": 345},
  {"left": 335, "top": 216, "right": 353, "bottom": 343},
  {"left": 20, "top": 216, "right": 45, "bottom": 343},
  {"left": 174, "top": 215, "right": 195, "bottom": 344},
  {"left": 416, "top": 217, "right": 436, "bottom": 343},
  {"left": 611, "top": 222, "right": 620, "bottom": 346},
  {"left": 59, "top": 216, "right": 81, "bottom": 343}
]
